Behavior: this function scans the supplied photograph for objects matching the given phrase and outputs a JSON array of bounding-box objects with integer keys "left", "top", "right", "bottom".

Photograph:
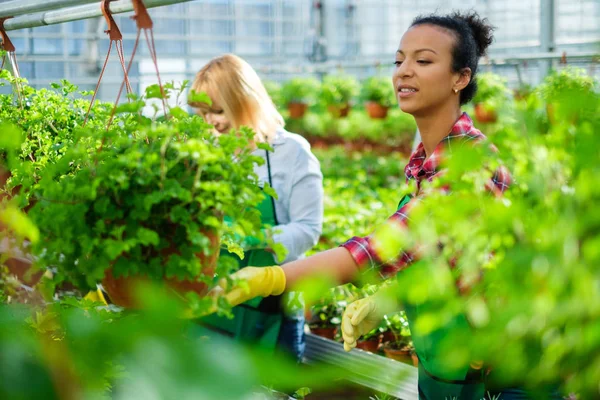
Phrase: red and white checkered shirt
[{"left": 341, "top": 112, "right": 511, "bottom": 278}]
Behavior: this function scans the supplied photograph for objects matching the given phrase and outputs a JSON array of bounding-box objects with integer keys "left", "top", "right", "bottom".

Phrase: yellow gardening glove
[
  {"left": 84, "top": 287, "right": 108, "bottom": 305},
  {"left": 341, "top": 288, "right": 398, "bottom": 352},
  {"left": 217, "top": 265, "right": 286, "bottom": 308}
]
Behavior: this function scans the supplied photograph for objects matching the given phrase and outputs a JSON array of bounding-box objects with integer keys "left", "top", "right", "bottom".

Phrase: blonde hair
[{"left": 189, "top": 54, "right": 284, "bottom": 144}]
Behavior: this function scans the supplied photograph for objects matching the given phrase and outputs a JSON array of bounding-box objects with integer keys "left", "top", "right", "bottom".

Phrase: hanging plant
[{"left": 2, "top": 77, "right": 270, "bottom": 309}]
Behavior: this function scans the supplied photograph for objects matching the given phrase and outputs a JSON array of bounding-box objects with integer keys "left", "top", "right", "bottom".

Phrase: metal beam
[
  {"left": 3, "top": 0, "right": 196, "bottom": 32},
  {"left": 0, "top": 0, "right": 98, "bottom": 19},
  {"left": 539, "top": 0, "right": 556, "bottom": 77}
]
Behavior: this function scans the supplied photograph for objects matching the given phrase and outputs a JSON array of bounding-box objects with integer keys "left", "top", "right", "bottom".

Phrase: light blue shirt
[{"left": 252, "top": 128, "right": 324, "bottom": 263}]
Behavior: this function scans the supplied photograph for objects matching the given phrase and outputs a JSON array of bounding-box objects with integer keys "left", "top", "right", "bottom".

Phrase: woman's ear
[{"left": 454, "top": 67, "right": 472, "bottom": 91}]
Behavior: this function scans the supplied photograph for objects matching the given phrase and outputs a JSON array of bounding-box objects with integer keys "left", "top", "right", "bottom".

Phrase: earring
[{"left": 453, "top": 88, "right": 458, "bottom": 94}]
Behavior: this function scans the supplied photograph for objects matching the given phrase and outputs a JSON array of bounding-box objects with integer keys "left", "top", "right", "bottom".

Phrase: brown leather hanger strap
[
  {"left": 0, "top": 17, "right": 16, "bottom": 53},
  {"left": 0, "top": 17, "right": 23, "bottom": 105},
  {"left": 84, "top": 0, "right": 133, "bottom": 128},
  {"left": 108, "top": 0, "right": 167, "bottom": 129}
]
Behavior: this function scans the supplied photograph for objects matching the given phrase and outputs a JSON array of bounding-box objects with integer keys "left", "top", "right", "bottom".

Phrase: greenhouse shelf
[{"left": 304, "top": 333, "right": 418, "bottom": 400}]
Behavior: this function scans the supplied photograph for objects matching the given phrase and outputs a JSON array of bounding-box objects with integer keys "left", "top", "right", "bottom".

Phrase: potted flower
[
  {"left": 307, "top": 288, "right": 347, "bottom": 340},
  {"left": 280, "top": 77, "right": 320, "bottom": 119},
  {"left": 10, "top": 83, "right": 268, "bottom": 309},
  {"left": 539, "top": 67, "right": 597, "bottom": 124},
  {"left": 355, "top": 325, "right": 382, "bottom": 353},
  {"left": 471, "top": 72, "right": 510, "bottom": 124},
  {"left": 513, "top": 83, "right": 533, "bottom": 101},
  {"left": 319, "top": 75, "right": 359, "bottom": 118},
  {"left": 360, "top": 76, "right": 395, "bottom": 119},
  {"left": 381, "top": 312, "right": 417, "bottom": 366}
]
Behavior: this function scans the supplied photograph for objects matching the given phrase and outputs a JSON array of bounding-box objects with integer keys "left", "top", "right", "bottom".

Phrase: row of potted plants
[
  {"left": 266, "top": 75, "right": 395, "bottom": 120},
  {"left": 306, "top": 284, "right": 417, "bottom": 367},
  {"left": 268, "top": 68, "right": 596, "bottom": 130}
]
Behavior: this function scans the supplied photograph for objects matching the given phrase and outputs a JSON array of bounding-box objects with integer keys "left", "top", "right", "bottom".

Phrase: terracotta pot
[
  {"left": 4, "top": 255, "right": 43, "bottom": 287},
  {"left": 383, "top": 343, "right": 418, "bottom": 366},
  {"left": 102, "top": 229, "right": 220, "bottom": 308},
  {"left": 327, "top": 104, "right": 351, "bottom": 118},
  {"left": 1, "top": 168, "right": 42, "bottom": 288},
  {"left": 288, "top": 102, "right": 308, "bottom": 119},
  {"left": 381, "top": 331, "right": 395, "bottom": 344},
  {"left": 365, "top": 102, "right": 389, "bottom": 119},
  {"left": 546, "top": 103, "right": 578, "bottom": 125},
  {"left": 309, "top": 326, "right": 337, "bottom": 340},
  {"left": 474, "top": 103, "right": 498, "bottom": 123},
  {"left": 356, "top": 337, "right": 381, "bottom": 353}
]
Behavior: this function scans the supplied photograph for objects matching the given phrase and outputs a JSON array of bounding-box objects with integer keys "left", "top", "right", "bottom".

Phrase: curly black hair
[{"left": 411, "top": 11, "right": 495, "bottom": 105}]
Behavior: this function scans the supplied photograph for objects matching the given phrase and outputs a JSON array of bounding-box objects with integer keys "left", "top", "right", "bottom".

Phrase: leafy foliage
[
  {"left": 472, "top": 72, "right": 511, "bottom": 111},
  {"left": 1, "top": 74, "right": 269, "bottom": 298},
  {"left": 360, "top": 76, "right": 396, "bottom": 108},
  {"left": 280, "top": 77, "right": 320, "bottom": 105},
  {"left": 318, "top": 74, "right": 360, "bottom": 106}
]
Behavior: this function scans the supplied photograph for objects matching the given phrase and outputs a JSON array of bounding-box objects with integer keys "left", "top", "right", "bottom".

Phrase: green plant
[
  {"left": 472, "top": 72, "right": 510, "bottom": 110},
  {"left": 539, "top": 67, "right": 596, "bottom": 100},
  {"left": 538, "top": 67, "right": 598, "bottom": 122},
  {"left": 263, "top": 80, "right": 284, "bottom": 110},
  {"left": 308, "top": 285, "right": 354, "bottom": 328},
  {"left": 2, "top": 78, "right": 270, "bottom": 303},
  {"left": 0, "top": 73, "right": 121, "bottom": 209},
  {"left": 513, "top": 83, "right": 534, "bottom": 100},
  {"left": 383, "top": 312, "right": 412, "bottom": 349},
  {"left": 360, "top": 76, "right": 395, "bottom": 108},
  {"left": 280, "top": 77, "right": 320, "bottom": 105},
  {"left": 318, "top": 74, "right": 360, "bottom": 106}
]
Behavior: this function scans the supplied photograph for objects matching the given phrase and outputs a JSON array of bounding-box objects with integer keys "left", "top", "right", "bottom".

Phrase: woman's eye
[
  {"left": 212, "top": 109, "right": 224, "bottom": 115},
  {"left": 417, "top": 60, "right": 431, "bottom": 64},
  {"left": 393, "top": 61, "right": 403, "bottom": 66}
]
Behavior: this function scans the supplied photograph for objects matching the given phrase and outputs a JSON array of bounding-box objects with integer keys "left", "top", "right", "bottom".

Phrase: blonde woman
[{"left": 189, "top": 54, "right": 323, "bottom": 361}]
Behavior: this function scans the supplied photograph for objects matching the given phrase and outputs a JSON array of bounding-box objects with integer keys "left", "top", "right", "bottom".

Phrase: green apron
[
  {"left": 397, "top": 195, "right": 485, "bottom": 400},
  {"left": 200, "top": 151, "right": 284, "bottom": 351}
]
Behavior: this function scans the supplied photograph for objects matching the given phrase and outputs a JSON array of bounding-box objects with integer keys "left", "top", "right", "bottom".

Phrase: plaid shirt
[{"left": 341, "top": 112, "right": 511, "bottom": 278}]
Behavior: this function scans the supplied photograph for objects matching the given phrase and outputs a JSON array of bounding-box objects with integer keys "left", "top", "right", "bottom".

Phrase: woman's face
[
  {"left": 197, "top": 98, "right": 232, "bottom": 135},
  {"left": 392, "top": 24, "right": 466, "bottom": 116}
]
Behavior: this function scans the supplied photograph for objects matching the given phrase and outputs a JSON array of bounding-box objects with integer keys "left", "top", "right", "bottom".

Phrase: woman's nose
[{"left": 205, "top": 113, "right": 215, "bottom": 125}]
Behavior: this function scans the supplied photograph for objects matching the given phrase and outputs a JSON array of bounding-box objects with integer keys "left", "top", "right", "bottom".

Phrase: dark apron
[
  {"left": 396, "top": 194, "right": 486, "bottom": 400},
  {"left": 200, "top": 150, "right": 284, "bottom": 351}
]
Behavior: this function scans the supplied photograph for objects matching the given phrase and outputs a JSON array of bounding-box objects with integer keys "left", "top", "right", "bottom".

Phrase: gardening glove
[
  {"left": 342, "top": 289, "right": 398, "bottom": 352},
  {"left": 215, "top": 265, "right": 286, "bottom": 308},
  {"left": 84, "top": 287, "right": 108, "bottom": 305}
]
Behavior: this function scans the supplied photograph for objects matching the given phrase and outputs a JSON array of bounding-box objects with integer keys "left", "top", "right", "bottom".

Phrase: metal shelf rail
[{"left": 304, "top": 333, "right": 418, "bottom": 400}]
